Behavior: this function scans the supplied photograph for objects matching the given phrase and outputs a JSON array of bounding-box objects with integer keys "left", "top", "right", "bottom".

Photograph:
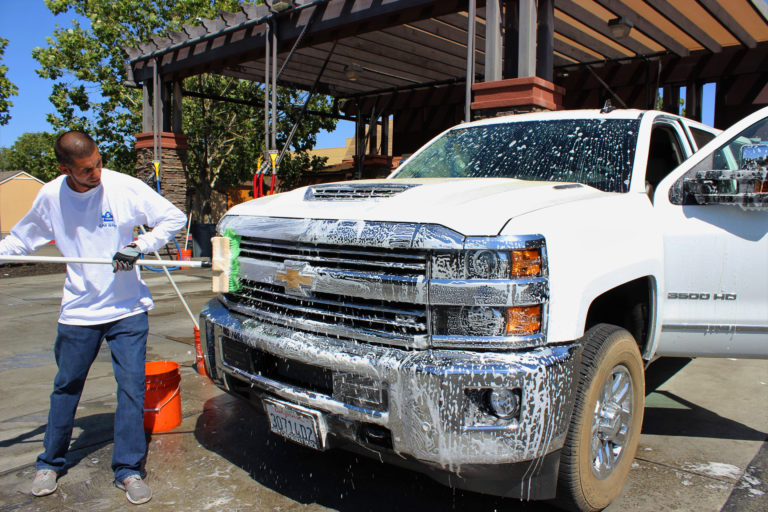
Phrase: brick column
[
  {"left": 471, "top": 76, "right": 565, "bottom": 118},
  {"left": 134, "top": 132, "right": 189, "bottom": 249}
]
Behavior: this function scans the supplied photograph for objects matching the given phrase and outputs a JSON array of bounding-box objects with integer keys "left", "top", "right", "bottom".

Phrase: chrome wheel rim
[{"left": 590, "top": 364, "right": 633, "bottom": 479}]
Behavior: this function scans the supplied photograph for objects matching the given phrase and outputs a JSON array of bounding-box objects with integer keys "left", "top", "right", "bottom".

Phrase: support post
[
  {"left": 686, "top": 83, "right": 702, "bottom": 121},
  {"left": 160, "top": 79, "right": 171, "bottom": 132},
  {"left": 355, "top": 106, "right": 365, "bottom": 178},
  {"left": 518, "top": 0, "right": 537, "bottom": 78},
  {"left": 264, "top": 22, "right": 271, "bottom": 152},
  {"left": 172, "top": 81, "right": 183, "bottom": 133},
  {"left": 536, "top": 0, "right": 553, "bottom": 82},
  {"left": 271, "top": 20, "right": 277, "bottom": 151},
  {"left": 503, "top": 1, "right": 519, "bottom": 79},
  {"left": 369, "top": 115, "right": 379, "bottom": 154},
  {"left": 485, "top": 0, "right": 502, "bottom": 82},
  {"left": 382, "top": 115, "right": 390, "bottom": 157},
  {"left": 465, "top": 0, "right": 476, "bottom": 122},
  {"left": 142, "top": 83, "right": 153, "bottom": 132}
]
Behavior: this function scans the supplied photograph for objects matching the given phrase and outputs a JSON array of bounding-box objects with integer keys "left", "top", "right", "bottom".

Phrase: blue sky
[
  {"left": 0, "top": 1, "right": 353, "bottom": 150},
  {"left": 1, "top": 1, "right": 713, "bottom": 151}
]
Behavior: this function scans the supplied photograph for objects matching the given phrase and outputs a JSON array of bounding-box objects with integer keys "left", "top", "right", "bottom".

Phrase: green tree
[
  {"left": 0, "top": 132, "right": 59, "bottom": 182},
  {"left": 0, "top": 38, "right": 19, "bottom": 126},
  {"left": 184, "top": 75, "right": 334, "bottom": 218},
  {"left": 33, "top": 0, "right": 337, "bottom": 221}
]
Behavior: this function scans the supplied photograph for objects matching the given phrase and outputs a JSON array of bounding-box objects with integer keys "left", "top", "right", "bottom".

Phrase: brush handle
[{"left": 0, "top": 254, "right": 212, "bottom": 268}]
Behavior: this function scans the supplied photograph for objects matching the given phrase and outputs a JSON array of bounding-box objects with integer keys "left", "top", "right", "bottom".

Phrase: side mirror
[
  {"left": 741, "top": 143, "right": 768, "bottom": 168},
  {"left": 683, "top": 169, "right": 768, "bottom": 210}
]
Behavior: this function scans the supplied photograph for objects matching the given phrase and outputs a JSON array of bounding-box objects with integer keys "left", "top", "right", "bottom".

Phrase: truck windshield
[{"left": 392, "top": 119, "right": 640, "bottom": 193}]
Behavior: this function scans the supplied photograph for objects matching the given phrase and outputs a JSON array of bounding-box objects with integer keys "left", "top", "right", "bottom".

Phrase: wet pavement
[{"left": 0, "top": 262, "right": 766, "bottom": 511}]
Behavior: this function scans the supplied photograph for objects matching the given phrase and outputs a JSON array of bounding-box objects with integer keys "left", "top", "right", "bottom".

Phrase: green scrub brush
[{"left": 212, "top": 228, "right": 242, "bottom": 293}]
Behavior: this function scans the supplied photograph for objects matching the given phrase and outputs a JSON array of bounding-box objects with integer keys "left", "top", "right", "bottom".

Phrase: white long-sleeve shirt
[{"left": 0, "top": 169, "right": 187, "bottom": 325}]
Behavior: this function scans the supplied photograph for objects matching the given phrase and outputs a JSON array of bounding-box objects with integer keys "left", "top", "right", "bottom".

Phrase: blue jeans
[{"left": 36, "top": 312, "right": 149, "bottom": 482}]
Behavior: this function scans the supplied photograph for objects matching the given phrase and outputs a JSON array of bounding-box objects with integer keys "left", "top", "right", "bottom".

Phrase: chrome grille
[
  {"left": 305, "top": 183, "right": 419, "bottom": 200},
  {"left": 239, "top": 238, "right": 426, "bottom": 275},
  {"left": 226, "top": 237, "right": 429, "bottom": 347}
]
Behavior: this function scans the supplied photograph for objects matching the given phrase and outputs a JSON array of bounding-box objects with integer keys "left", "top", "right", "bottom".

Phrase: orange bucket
[
  {"left": 179, "top": 248, "right": 192, "bottom": 261},
  {"left": 143, "top": 361, "right": 181, "bottom": 433}
]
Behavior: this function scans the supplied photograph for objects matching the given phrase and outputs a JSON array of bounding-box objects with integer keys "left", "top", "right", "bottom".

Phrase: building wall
[{"left": 0, "top": 176, "right": 43, "bottom": 234}]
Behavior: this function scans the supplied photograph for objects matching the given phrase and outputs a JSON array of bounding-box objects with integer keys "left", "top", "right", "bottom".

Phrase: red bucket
[
  {"left": 179, "top": 249, "right": 192, "bottom": 261},
  {"left": 143, "top": 361, "right": 181, "bottom": 433}
]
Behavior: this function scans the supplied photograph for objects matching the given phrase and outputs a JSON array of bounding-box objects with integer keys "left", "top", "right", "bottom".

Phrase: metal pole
[
  {"left": 276, "top": 40, "right": 338, "bottom": 168},
  {"left": 153, "top": 59, "right": 159, "bottom": 164},
  {"left": 465, "top": 0, "right": 476, "bottom": 122},
  {"left": 153, "top": 58, "right": 162, "bottom": 191},
  {"left": 139, "top": 226, "right": 199, "bottom": 330},
  {"left": 0, "top": 254, "right": 210, "bottom": 268},
  {"left": 271, "top": 20, "right": 278, "bottom": 151},
  {"left": 264, "top": 23, "right": 270, "bottom": 152}
]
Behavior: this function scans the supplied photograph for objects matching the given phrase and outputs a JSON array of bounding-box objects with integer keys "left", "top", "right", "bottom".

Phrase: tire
[{"left": 556, "top": 324, "right": 645, "bottom": 511}]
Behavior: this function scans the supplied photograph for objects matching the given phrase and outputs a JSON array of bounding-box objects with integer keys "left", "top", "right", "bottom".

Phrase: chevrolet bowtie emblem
[{"left": 274, "top": 260, "right": 315, "bottom": 296}]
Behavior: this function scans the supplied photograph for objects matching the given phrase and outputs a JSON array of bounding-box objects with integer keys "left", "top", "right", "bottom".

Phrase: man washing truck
[
  {"left": 0, "top": 131, "right": 186, "bottom": 505},
  {"left": 199, "top": 107, "right": 768, "bottom": 511}
]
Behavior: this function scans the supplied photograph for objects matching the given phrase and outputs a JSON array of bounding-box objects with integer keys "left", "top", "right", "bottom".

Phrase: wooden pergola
[{"left": 124, "top": 0, "right": 768, "bottom": 185}]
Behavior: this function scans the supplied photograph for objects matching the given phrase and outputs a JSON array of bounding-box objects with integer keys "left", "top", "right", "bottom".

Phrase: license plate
[{"left": 263, "top": 398, "right": 324, "bottom": 450}]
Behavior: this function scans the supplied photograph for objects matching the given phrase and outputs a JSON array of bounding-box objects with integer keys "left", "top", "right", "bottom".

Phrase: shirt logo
[{"left": 99, "top": 210, "right": 116, "bottom": 228}]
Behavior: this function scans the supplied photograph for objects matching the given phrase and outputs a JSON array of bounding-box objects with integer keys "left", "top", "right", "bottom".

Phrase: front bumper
[{"left": 200, "top": 298, "right": 580, "bottom": 499}]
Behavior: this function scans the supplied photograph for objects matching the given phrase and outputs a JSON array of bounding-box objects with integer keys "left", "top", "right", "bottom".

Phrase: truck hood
[{"left": 225, "top": 178, "right": 606, "bottom": 236}]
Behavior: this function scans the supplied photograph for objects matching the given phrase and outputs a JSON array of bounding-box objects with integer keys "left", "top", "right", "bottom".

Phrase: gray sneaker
[
  {"left": 115, "top": 474, "right": 152, "bottom": 505},
  {"left": 31, "top": 469, "right": 57, "bottom": 497}
]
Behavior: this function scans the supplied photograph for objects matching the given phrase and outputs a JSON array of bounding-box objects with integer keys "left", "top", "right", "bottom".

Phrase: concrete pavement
[{"left": 0, "top": 266, "right": 765, "bottom": 511}]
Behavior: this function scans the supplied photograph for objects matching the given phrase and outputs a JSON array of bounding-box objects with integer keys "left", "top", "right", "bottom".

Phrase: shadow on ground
[
  {"left": 642, "top": 358, "right": 767, "bottom": 441},
  {"left": 193, "top": 394, "right": 558, "bottom": 512}
]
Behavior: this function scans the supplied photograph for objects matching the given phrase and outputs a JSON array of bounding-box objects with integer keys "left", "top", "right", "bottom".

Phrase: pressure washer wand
[{"left": 0, "top": 255, "right": 211, "bottom": 268}]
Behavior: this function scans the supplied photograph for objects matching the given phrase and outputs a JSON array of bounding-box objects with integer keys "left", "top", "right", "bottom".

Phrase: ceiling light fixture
[
  {"left": 344, "top": 63, "right": 362, "bottom": 81},
  {"left": 608, "top": 17, "right": 633, "bottom": 39}
]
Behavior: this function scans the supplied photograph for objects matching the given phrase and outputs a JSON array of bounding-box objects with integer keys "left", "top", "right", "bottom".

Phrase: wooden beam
[
  {"left": 697, "top": 0, "right": 757, "bottom": 48},
  {"left": 322, "top": 37, "right": 457, "bottom": 81},
  {"left": 594, "top": 0, "right": 690, "bottom": 57},
  {"left": 132, "top": 0, "right": 468, "bottom": 82},
  {"left": 439, "top": 12, "right": 486, "bottom": 39},
  {"left": 556, "top": 0, "right": 654, "bottom": 56},
  {"left": 554, "top": 17, "right": 625, "bottom": 60},
  {"left": 650, "top": 0, "right": 722, "bottom": 53},
  {"left": 380, "top": 24, "right": 482, "bottom": 73},
  {"left": 300, "top": 45, "right": 432, "bottom": 84},
  {"left": 356, "top": 31, "right": 467, "bottom": 76},
  {"left": 554, "top": 34, "right": 604, "bottom": 63}
]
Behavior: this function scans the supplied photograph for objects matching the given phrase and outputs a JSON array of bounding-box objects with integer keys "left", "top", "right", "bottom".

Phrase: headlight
[
  {"left": 431, "top": 248, "right": 542, "bottom": 279},
  {"left": 428, "top": 236, "right": 547, "bottom": 349},
  {"left": 432, "top": 305, "right": 542, "bottom": 336}
]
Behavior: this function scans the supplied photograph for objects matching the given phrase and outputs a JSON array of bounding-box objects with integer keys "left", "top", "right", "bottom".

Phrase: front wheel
[{"left": 556, "top": 324, "right": 645, "bottom": 511}]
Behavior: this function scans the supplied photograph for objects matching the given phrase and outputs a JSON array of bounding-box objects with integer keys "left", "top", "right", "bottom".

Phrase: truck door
[{"left": 653, "top": 108, "right": 768, "bottom": 358}]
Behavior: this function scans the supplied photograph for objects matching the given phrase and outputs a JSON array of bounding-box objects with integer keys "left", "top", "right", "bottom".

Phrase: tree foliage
[
  {"left": 0, "top": 38, "right": 19, "bottom": 126},
  {"left": 184, "top": 74, "right": 335, "bottom": 219},
  {"left": 0, "top": 132, "right": 59, "bottom": 181},
  {"left": 33, "top": 0, "right": 337, "bottom": 220}
]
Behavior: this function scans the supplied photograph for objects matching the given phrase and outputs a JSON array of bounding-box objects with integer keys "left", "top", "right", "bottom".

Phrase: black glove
[{"left": 112, "top": 243, "right": 141, "bottom": 272}]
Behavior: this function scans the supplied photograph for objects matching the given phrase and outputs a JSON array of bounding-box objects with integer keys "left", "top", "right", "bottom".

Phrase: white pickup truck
[{"left": 200, "top": 106, "right": 768, "bottom": 511}]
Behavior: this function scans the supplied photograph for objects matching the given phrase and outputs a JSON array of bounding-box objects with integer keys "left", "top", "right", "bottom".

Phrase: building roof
[
  {"left": 125, "top": 0, "right": 768, "bottom": 100},
  {"left": 0, "top": 171, "right": 45, "bottom": 186}
]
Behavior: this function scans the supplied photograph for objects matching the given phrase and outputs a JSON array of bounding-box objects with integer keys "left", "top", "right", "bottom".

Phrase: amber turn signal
[
  {"left": 510, "top": 249, "right": 542, "bottom": 277},
  {"left": 506, "top": 305, "right": 542, "bottom": 335}
]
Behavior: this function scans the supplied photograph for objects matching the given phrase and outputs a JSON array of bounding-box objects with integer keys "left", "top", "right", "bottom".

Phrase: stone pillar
[{"left": 134, "top": 131, "right": 189, "bottom": 248}]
